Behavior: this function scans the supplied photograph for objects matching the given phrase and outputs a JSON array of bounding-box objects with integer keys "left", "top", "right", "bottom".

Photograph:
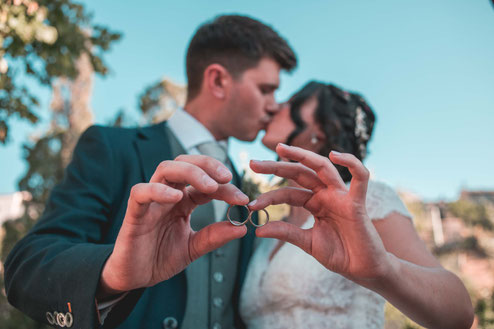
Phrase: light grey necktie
[
  {"left": 196, "top": 141, "right": 230, "bottom": 222},
  {"left": 196, "top": 141, "right": 228, "bottom": 163}
]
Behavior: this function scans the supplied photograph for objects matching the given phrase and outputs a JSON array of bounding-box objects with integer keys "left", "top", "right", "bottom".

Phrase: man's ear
[{"left": 203, "top": 64, "right": 231, "bottom": 100}]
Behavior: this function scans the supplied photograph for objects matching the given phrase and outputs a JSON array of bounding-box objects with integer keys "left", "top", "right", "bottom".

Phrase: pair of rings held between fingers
[{"left": 227, "top": 205, "right": 269, "bottom": 227}]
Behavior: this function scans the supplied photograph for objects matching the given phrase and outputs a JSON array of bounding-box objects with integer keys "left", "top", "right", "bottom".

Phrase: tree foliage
[
  {"left": 447, "top": 199, "right": 493, "bottom": 230},
  {"left": 1, "top": 1, "right": 120, "bottom": 327},
  {"left": 0, "top": 0, "right": 121, "bottom": 144},
  {"left": 138, "top": 78, "right": 186, "bottom": 123}
]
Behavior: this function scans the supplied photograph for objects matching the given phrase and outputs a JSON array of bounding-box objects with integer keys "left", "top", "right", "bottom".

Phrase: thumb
[
  {"left": 189, "top": 221, "right": 247, "bottom": 261},
  {"left": 256, "top": 221, "right": 312, "bottom": 255}
]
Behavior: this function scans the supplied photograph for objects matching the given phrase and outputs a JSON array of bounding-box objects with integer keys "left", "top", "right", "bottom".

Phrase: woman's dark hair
[
  {"left": 286, "top": 81, "right": 376, "bottom": 182},
  {"left": 186, "top": 15, "right": 297, "bottom": 101}
]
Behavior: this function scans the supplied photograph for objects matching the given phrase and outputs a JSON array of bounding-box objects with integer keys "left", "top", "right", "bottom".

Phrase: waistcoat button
[
  {"left": 213, "top": 272, "right": 224, "bottom": 283},
  {"left": 162, "top": 316, "right": 178, "bottom": 329},
  {"left": 213, "top": 297, "right": 224, "bottom": 308}
]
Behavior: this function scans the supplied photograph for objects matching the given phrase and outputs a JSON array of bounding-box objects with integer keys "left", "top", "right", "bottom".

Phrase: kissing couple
[{"left": 5, "top": 14, "right": 473, "bottom": 329}]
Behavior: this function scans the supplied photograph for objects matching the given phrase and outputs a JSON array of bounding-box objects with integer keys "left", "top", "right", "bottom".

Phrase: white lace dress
[{"left": 239, "top": 181, "right": 412, "bottom": 329}]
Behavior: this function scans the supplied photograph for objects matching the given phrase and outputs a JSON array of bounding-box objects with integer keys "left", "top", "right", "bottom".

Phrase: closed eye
[{"left": 259, "top": 84, "right": 278, "bottom": 95}]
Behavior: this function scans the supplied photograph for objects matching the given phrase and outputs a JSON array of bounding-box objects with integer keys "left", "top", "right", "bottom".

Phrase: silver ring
[
  {"left": 227, "top": 205, "right": 251, "bottom": 226},
  {"left": 226, "top": 205, "right": 269, "bottom": 227},
  {"left": 249, "top": 208, "right": 269, "bottom": 227}
]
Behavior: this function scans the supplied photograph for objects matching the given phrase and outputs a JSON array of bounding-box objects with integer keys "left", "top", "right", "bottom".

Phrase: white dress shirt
[
  {"left": 167, "top": 107, "right": 228, "bottom": 156},
  {"left": 167, "top": 108, "right": 230, "bottom": 222}
]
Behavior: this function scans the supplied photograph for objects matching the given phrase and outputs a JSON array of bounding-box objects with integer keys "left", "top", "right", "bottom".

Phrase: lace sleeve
[{"left": 365, "top": 180, "right": 412, "bottom": 221}]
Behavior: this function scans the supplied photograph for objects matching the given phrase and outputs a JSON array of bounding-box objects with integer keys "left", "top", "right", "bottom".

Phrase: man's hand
[
  {"left": 248, "top": 143, "right": 390, "bottom": 283},
  {"left": 99, "top": 155, "right": 248, "bottom": 296}
]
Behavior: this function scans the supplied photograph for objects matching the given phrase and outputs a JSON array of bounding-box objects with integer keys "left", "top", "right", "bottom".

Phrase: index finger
[
  {"left": 249, "top": 160, "right": 325, "bottom": 191},
  {"left": 256, "top": 221, "right": 312, "bottom": 255},
  {"left": 248, "top": 187, "right": 313, "bottom": 211},
  {"left": 175, "top": 154, "right": 232, "bottom": 184},
  {"left": 276, "top": 143, "right": 345, "bottom": 188}
]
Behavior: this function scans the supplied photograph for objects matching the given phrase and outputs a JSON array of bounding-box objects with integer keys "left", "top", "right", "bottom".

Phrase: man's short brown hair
[{"left": 186, "top": 15, "right": 297, "bottom": 100}]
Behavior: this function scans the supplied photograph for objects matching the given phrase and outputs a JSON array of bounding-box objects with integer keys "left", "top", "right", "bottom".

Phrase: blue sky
[{"left": 1, "top": 0, "right": 493, "bottom": 201}]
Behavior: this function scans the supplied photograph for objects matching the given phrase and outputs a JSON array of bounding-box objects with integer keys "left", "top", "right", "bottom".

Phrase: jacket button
[{"left": 162, "top": 316, "right": 178, "bottom": 329}]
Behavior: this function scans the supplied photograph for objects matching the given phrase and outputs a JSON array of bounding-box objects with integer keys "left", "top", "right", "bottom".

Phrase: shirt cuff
[{"left": 95, "top": 292, "right": 129, "bottom": 325}]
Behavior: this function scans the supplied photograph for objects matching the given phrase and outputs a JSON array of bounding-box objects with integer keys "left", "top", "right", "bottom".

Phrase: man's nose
[{"left": 266, "top": 101, "right": 282, "bottom": 115}]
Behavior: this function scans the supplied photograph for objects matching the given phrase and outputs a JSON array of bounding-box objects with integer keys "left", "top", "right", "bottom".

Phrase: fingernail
[
  {"left": 248, "top": 200, "right": 257, "bottom": 206},
  {"left": 278, "top": 143, "right": 288, "bottom": 148},
  {"left": 235, "top": 191, "right": 247, "bottom": 200},
  {"left": 331, "top": 151, "right": 341, "bottom": 156},
  {"left": 203, "top": 176, "right": 217, "bottom": 187},
  {"left": 216, "top": 166, "right": 230, "bottom": 178}
]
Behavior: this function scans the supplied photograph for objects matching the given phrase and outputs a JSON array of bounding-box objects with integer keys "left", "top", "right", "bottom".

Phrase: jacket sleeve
[{"left": 4, "top": 125, "right": 121, "bottom": 329}]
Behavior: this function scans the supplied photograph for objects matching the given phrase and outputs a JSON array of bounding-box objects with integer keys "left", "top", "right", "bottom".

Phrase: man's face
[{"left": 221, "top": 57, "right": 281, "bottom": 141}]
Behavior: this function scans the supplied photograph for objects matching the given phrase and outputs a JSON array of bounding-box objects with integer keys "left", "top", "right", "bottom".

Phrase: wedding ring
[
  {"left": 227, "top": 205, "right": 250, "bottom": 226},
  {"left": 249, "top": 208, "right": 269, "bottom": 227},
  {"left": 226, "top": 205, "right": 269, "bottom": 227}
]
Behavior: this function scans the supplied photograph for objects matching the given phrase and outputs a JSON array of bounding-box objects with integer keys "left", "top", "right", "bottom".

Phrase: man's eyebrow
[{"left": 259, "top": 83, "right": 279, "bottom": 90}]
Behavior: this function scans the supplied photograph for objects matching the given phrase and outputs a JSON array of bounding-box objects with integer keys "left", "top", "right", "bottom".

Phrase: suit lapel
[
  {"left": 134, "top": 122, "right": 173, "bottom": 182},
  {"left": 135, "top": 124, "right": 254, "bottom": 317}
]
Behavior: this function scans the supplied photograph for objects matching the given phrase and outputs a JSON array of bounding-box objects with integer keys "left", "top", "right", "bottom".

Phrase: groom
[{"left": 4, "top": 15, "right": 296, "bottom": 329}]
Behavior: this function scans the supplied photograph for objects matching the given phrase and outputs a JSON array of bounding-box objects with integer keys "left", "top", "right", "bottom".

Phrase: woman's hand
[{"left": 249, "top": 143, "right": 390, "bottom": 282}]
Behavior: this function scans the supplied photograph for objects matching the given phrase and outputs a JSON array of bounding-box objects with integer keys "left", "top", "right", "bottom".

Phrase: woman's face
[{"left": 262, "top": 96, "right": 325, "bottom": 153}]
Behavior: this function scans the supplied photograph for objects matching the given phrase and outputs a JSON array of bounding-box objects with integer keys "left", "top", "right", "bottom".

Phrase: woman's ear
[
  {"left": 310, "top": 124, "right": 326, "bottom": 144},
  {"left": 316, "top": 129, "right": 326, "bottom": 143},
  {"left": 203, "top": 64, "right": 231, "bottom": 99}
]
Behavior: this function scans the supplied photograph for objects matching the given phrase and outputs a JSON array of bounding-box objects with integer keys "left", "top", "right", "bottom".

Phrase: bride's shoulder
[
  {"left": 365, "top": 180, "right": 412, "bottom": 221},
  {"left": 366, "top": 180, "right": 398, "bottom": 195}
]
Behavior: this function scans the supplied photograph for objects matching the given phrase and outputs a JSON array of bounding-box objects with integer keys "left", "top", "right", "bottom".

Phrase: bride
[{"left": 239, "top": 81, "right": 473, "bottom": 329}]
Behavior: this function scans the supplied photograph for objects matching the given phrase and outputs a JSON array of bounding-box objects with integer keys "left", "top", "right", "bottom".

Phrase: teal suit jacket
[{"left": 4, "top": 122, "right": 256, "bottom": 329}]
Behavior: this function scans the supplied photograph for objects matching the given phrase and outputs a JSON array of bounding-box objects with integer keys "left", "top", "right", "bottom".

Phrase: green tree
[
  {"left": 1, "top": 1, "right": 120, "bottom": 327},
  {"left": 0, "top": 0, "right": 121, "bottom": 144},
  {"left": 474, "top": 290, "right": 494, "bottom": 328},
  {"left": 138, "top": 78, "right": 186, "bottom": 123},
  {"left": 448, "top": 199, "right": 493, "bottom": 230}
]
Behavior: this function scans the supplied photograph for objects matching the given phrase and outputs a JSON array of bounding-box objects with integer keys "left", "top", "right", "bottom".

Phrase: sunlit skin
[
  {"left": 220, "top": 57, "right": 281, "bottom": 141},
  {"left": 249, "top": 96, "right": 474, "bottom": 329},
  {"left": 187, "top": 57, "right": 282, "bottom": 142},
  {"left": 263, "top": 97, "right": 327, "bottom": 159}
]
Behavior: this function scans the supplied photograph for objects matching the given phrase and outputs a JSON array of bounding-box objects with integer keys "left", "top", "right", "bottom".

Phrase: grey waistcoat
[{"left": 165, "top": 128, "right": 242, "bottom": 329}]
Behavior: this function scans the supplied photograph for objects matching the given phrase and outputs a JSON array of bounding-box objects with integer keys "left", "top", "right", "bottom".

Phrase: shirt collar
[{"left": 167, "top": 107, "right": 228, "bottom": 152}]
